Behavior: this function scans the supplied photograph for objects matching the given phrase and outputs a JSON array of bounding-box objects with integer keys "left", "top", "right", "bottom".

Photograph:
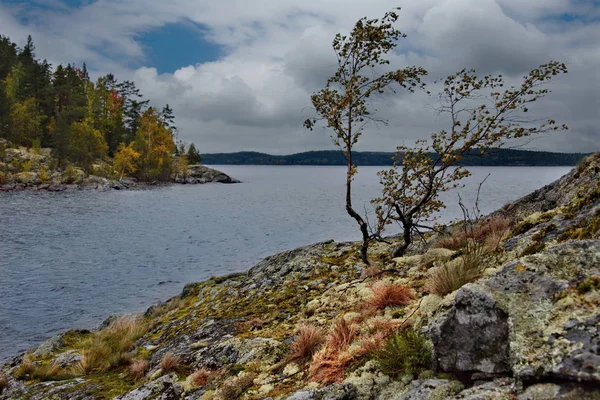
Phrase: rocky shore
[
  {"left": 0, "top": 141, "right": 239, "bottom": 193},
  {"left": 0, "top": 154, "right": 598, "bottom": 400}
]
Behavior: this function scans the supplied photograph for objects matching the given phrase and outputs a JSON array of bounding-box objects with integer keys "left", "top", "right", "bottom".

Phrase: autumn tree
[
  {"left": 10, "top": 97, "right": 43, "bottom": 146},
  {"left": 69, "top": 118, "right": 108, "bottom": 170},
  {"left": 114, "top": 143, "right": 139, "bottom": 179},
  {"left": 131, "top": 108, "right": 176, "bottom": 181},
  {"left": 373, "top": 62, "right": 568, "bottom": 257},
  {"left": 304, "top": 9, "right": 427, "bottom": 264}
]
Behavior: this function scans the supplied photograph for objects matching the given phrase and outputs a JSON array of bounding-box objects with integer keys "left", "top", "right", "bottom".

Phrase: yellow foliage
[{"left": 114, "top": 144, "right": 140, "bottom": 178}]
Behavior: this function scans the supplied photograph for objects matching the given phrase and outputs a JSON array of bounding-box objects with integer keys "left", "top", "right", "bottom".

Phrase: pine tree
[{"left": 186, "top": 143, "right": 201, "bottom": 165}]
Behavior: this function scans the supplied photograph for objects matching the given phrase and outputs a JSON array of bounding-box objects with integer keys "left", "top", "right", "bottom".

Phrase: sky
[{"left": 0, "top": 0, "right": 599, "bottom": 154}]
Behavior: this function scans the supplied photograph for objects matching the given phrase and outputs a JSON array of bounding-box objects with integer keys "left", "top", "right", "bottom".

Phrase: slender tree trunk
[
  {"left": 393, "top": 220, "right": 412, "bottom": 258},
  {"left": 345, "top": 149, "right": 371, "bottom": 265}
]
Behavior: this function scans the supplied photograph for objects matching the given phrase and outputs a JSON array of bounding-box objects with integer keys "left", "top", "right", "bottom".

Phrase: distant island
[{"left": 202, "top": 148, "right": 588, "bottom": 166}]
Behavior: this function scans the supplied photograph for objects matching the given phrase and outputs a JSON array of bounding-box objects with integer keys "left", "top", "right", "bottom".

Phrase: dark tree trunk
[{"left": 345, "top": 151, "right": 371, "bottom": 265}]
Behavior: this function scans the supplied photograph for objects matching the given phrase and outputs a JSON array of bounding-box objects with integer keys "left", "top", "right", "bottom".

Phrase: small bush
[
  {"left": 31, "top": 139, "right": 42, "bottom": 154},
  {"left": 374, "top": 328, "right": 432, "bottom": 376},
  {"left": 62, "top": 165, "right": 78, "bottom": 184},
  {"left": 129, "top": 359, "right": 149, "bottom": 381},
  {"left": 160, "top": 352, "right": 181, "bottom": 372},
  {"left": 426, "top": 250, "right": 484, "bottom": 297},
  {"left": 286, "top": 325, "right": 325, "bottom": 365},
  {"left": 0, "top": 373, "right": 8, "bottom": 393},
  {"left": 20, "top": 159, "right": 32, "bottom": 173},
  {"left": 367, "top": 281, "right": 415, "bottom": 311},
  {"left": 38, "top": 167, "right": 50, "bottom": 184}
]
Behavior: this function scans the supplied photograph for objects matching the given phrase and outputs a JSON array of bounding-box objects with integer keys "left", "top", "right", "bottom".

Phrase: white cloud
[{"left": 1, "top": 0, "right": 598, "bottom": 153}]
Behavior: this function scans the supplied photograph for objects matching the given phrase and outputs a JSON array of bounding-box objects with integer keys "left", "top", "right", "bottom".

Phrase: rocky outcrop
[
  {"left": 0, "top": 140, "right": 239, "bottom": 191},
  {"left": 174, "top": 165, "right": 241, "bottom": 184}
]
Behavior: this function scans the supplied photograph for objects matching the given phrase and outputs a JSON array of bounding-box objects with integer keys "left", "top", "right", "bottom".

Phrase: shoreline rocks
[{"left": 0, "top": 155, "right": 598, "bottom": 399}]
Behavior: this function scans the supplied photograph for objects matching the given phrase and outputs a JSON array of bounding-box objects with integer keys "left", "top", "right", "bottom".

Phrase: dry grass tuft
[
  {"left": 0, "top": 373, "right": 8, "bottom": 393},
  {"left": 13, "top": 357, "right": 34, "bottom": 380},
  {"left": 160, "top": 352, "right": 181, "bottom": 373},
  {"left": 356, "top": 330, "right": 388, "bottom": 356},
  {"left": 309, "top": 349, "right": 353, "bottom": 384},
  {"left": 128, "top": 359, "right": 149, "bottom": 381},
  {"left": 426, "top": 251, "right": 484, "bottom": 296},
  {"left": 188, "top": 368, "right": 214, "bottom": 389},
  {"left": 365, "top": 316, "right": 399, "bottom": 335},
  {"left": 308, "top": 319, "right": 360, "bottom": 384},
  {"left": 73, "top": 316, "right": 147, "bottom": 375},
  {"left": 434, "top": 216, "right": 511, "bottom": 251},
  {"left": 328, "top": 318, "right": 359, "bottom": 351},
  {"left": 367, "top": 281, "right": 415, "bottom": 311},
  {"left": 286, "top": 325, "right": 325, "bottom": 365}
]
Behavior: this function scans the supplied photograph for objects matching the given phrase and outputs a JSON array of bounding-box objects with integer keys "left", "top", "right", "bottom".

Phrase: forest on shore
[
  {"left": 0, "top": 35, "right": 201, "bottom": 182},
  {"left": 201, "top": 148, "right": 587, "bottom": 166}
]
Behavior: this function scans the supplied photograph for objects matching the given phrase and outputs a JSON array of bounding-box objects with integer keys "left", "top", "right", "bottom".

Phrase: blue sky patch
[{"left": 137, "top": 22, "right": 223, "bottom": 73}]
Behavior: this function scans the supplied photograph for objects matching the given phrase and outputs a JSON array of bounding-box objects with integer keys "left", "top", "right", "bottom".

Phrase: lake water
[{"left": 0, "top": 165, "right": 571, "bottom": 360}]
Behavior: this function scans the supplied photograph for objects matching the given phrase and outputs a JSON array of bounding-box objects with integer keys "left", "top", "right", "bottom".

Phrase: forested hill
[{"left": 201, "top": 149, "right": 588, "bottom": 166}]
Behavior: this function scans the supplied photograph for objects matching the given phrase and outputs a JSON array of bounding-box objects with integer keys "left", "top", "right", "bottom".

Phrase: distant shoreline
[{"left": 201, "top": 148, "right": 588, "bottom": 167}]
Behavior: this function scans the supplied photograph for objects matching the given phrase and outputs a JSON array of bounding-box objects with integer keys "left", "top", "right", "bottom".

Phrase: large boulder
[
  {"left": 427, "top": 284, "right": 511, "bottom": 375},
  {"left": 426, "top": 240, "right": 600, "bottom": 383},
  {"left": 186, "top": 165, "right": 240, "bottom": 184}
]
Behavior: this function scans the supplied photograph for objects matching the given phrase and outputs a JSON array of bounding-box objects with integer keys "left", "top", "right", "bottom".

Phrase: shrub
[
  {"left": 426, "top": 250, "right": 484, "bottom": 297},
  {"left": 38, "top": 167, "right": 50, "bottom": 184},
  {"left": 20, "top": 159, "right": 32, "bottom": 172},
  {"left": 286, "top": 325, "right": 325, "bottom": 365},
  {"left": 367, "top": 281, "right": 415, "bottom": 311},
  {"left": 31, "top": 138, "right": 42, "bottom": 154},
  {"left": 129, "top": 359, "right": 149, "bottom": 381},
  {"left": 160, "top": 352, "right": 181, "bottom": 372},
  {"left": 374, "top": 328, "right": 432, "bottom": 376},
  {"left": 62, "top": 165, "right": 78, "bottom": 184}
]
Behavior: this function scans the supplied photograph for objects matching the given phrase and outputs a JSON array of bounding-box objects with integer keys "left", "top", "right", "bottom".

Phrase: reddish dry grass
[
  {"left": 366, "top": 316, "right": 399, "bottom": 335},
  {"left": 356, "top": 330, "right": 388, "bottom": 356},
  {"left": 128, "top": 359, "right": 149, "bottom": 381},
  {"left": 309, "top": 349, "right": 353, "bottom": 384},
  {"left": 188, "top": 368, "right": 214, "bottom": 388},
  {"left": 328, "top": 319, "right": 359, "bottom": 351},
  {"left": 434, "top": 216, "right": 511, "bottom": 251},
  {"left": 160, "top": 352, "right": 181, "bottom": 372},
  {"left": 367, "top": 281, "right": 415, "bottom": 311},
  {"left": 286, "top": 325, "right": 325, "bottom": 365},
  {"left": 308, "top": 319, "right": 359, "bottom": 384}
]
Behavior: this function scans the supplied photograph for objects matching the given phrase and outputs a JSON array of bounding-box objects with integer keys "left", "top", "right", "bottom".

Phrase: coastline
[{"left": 0, "top": 155, "right": 598, "bottom": 399}]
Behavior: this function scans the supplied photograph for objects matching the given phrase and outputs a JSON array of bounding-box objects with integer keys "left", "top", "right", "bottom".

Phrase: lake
[{"left": 0, "top": 165, "right": 571, "bottom": 360}]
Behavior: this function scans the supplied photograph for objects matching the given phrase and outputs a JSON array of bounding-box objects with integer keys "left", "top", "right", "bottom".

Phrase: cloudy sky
[{"left": 1, "top": 0, "right": 598, "bottom": 154}]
